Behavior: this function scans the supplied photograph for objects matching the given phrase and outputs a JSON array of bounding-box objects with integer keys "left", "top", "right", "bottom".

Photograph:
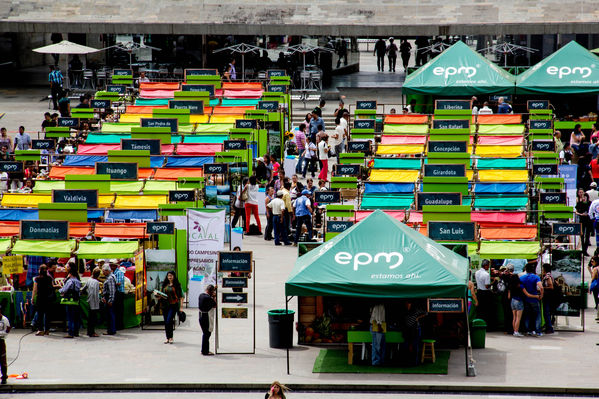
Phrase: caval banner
[{"left": 187, "top": 209, "right": 225, "bottom": 307}]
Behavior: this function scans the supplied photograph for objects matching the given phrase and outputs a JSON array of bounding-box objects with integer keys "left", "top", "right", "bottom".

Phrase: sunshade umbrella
[
  {"left": 33, "top": 40, "right": 101, "bottom": 88},
  {"left": 286, "top": 43, "right": 334, "bottom": 90},
  {"left": 478, "top": 42, "right": 537, "bottom": 67},
  {"left": 213, "top": 43, "right": 263, "bottom": 82},
  {"left": 103, "top": 41, "right": 161, "bottom": 70}
]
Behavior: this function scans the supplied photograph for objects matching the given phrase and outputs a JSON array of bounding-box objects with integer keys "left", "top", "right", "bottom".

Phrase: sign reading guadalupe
[
  {"left": 185, "top": 68, "right": 218, "bottom": 77},
  {"left": 106, "top": 84, "right": 126, "bottom": 94},
  {"left": 96, "top": 162, "right": 138, "bottom": 180},
  {"left": 552, "top": 223, "right": 581, "bottom": 236},
  {"left": 334, "top": 164, "right": 361, "bottom": 176},
  {"left": 20, "top": 220, "right": 69, "bottom": 240},
  {"left": 424, "top": 164, "right": 466, "bottom": 177},
  {"left": 58, "top": 117, "right": 79, "bottom": 128},
  {"left": 32, "top": 139, "right": 55, "bottom": 150},
  {"left": 146, "top": 222, "right": 175, "bottom": 235},
  {"left": 531, "top": 140, "right": 555, "bottom": 152},
  {"left": 168, "top": 100, "right": 204, "bottom": 115},
  {"left": 326, "top": 221, "right": 353, "bottom": 233},
  {"left": 427, "top": 298, "right": 464, "bottom": 313},
  {"left": 435, "top": 99, "right": 471, "bottom": 111},
  {"left": 428, "top": 221, "right": 475, "bottom": 241},
  {"left": 218, "top": 251, "right": 253, "bottom": 272},
  {"left": 539, "top": 192, "right": 567, "bottom": 205},
  {"left": 121, "top": 139, "right": 161, "bottom": 155},
  {"left": 348, "top": 141, "right": 370, "bottom": 152},
  {"left": 203, "top": 163, "right": 228, "bottom": 175},
  {"left": 356, "top": 100, "right": 376, "bottom": 110},
  {"left": 90, "top": 99, "right": 111, "bottom": 109},
  {"left": 532, "top": 163, "right": 558, "bottom": 175},
  {"left": 529, "top": 120, "right": 553, "bottom": 130},
  {"left": 0, "top": 162, "right": 23, "bottom": 173},
  {"left": 257, "top": 101, "right": 279, "bottom": 111},
  {"left": 527, "top": 100, "right": 550, "bottom": 110},
  {"left": 140, "top": 118, "right": 178, "bottom": 133},
  {"left": 428, "top": 141, "right": 468, "bottom": 153},
  {"left": 224, "top": 140, "right": 247, "bottom": 150},
  {"left": 52, "top": 189, "right": 99, "bottom": 208},
  {"left": 235, "top": 119, "right": 258, "bottom": 129},
  {"left": 353, "top": 119, "right": 375, "bottom": 130},
  {"left": 314, "top": 191, "right": 341, "bottom": 204},
  {"left": 432, "top": 119, "right": 470, "bottom": 130},
  {"left": 182, "top": 84, "right": 215, "bottom": 96},
  {"left": 416, "top": 193, "right": 462, "bottom": 210},
  {"left": 168, "top": 190, "right": 195, "bottom": 202}
]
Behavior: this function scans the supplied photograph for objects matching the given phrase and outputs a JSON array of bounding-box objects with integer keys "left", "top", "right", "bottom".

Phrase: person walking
[
  {"left": 332, "top": 117, "right": 345, "bottom": 164},
  {"left": 399, "top": 39, "right": 412, "bottom": 72},
  {"left": 33, "top": 264, "right": 55, "bottom": 336},
  {"left": 232, "top": 177, "right": 248, "bottom": 230},
  {"left": 48, "top": 65, "right": 63, "bottom": 110},
  {"left": 374, "top": 38, "right": 386, "bottom": 72},
  {"left": 0, "top": 306, "right": 10, "bottom": 384},
  {"left": 267, "top": 191, "right": 291, "bottom": 246},
  {"left": 198, "top": 284, "right": 217, "bottom": 355},
  {"left": 575, "top": 190, "right": 592, "bottom": 255},
  {"left": 264, "top": 186, "right": 275, "bottom": 241},
  {"left": 265, "top": 381, "right": 289, "bottom": 399},
  {"left": 110, "top": 262, "right": 126, "bottom": 330},
  {"left": 293, "top": 190, "right": 313, "bottom": 245},
  {"left": 59, "top": 263, "right": 81, "bottom": 338},
  {"left": 295, "top": 123, "right": 307, "bottom": 174},
  {"left": 302, "top": 137, "right": 317, "bottom": 179},
  {"left": 243, "top": 176, "right": 262, "bottom": 234},
  {"left": 101, "top": 264, "right": 117, "bottom": 335},
  {"left": 520, "top": 262, "right": 544, "bottom": 337},
  {"left": 318, "top": 135, "right": 330, "bottom": 182},
  {"left": 82, "top": 268, "right": 101, "bottom": 337},
  {"left": 386, "top": 37, "right": 398, "bottom": 72},
  {"left": 160, "top": 271, "right": 183, "bottom": 344},
  {"left": 14, "top": 126, "right": 31, "bottom": 151}
]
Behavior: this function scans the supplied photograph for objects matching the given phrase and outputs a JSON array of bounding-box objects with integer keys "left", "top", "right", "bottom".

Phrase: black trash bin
[{"left": 268, "top": 309, "right": 295, "bottom": 348}]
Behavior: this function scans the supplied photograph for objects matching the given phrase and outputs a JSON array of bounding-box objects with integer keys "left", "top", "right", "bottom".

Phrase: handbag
[
  {"left": 178, "top": 311, "right": 187, "bottom": 323},
  {"left": 240, "top": 186, "right": 249, "bottom": 202}
]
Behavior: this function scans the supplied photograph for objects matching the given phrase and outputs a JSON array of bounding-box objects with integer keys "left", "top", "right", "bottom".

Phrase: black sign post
[
  {"left": 530, "top": 120, "right": 553, "bottom": 130},
  {"left": 235, "top": 119, "right": 258, "bottom": 129},
  {"left": 353, "top": 119, "right": 375, "bottom": 129},
  {"left": 169, "top": 190, "right": 195, "bottom": 202},
  {"left": 427, "top": 298, "right": 464, "bottom": 313},
  {"left": 203, "top": 163, "right": 228, "bottom": 175},
  {"left": 106, "top": 85, "right": 126, "bottom": 94},
  {"left": 121, "top": 139, "right": 161, "bottom": 155},
  {"left": 182, "top": 84, "right": 215, "bottom": 96},
  {"left": 218, "top": 251, "right": 253, "bottom": 272},
  {"left": 168, "top": 100, "right": 204, "bottom": 115},
  {"left": 552, "top": 223, "right": 581, "bottom": 236},
  {"left": 267, "top": 70, "right": 287, "bottom": 78},
  {"left": 58, "top": 118, "right": 79, "bottom": 128},
  {"left": 146, "top": 222, "right": 175, "bottom": 235},
  {"left": 432, "top": 119, "right": 470, "bottom": 130},
  {"left": 96, "top": 162, "right": 138, "bottom": 180},
  {"left": 140, "top": 118, "right": 178, "bottom": 133},
  {"left": 416, "top": 193, "right": 462, "bottom": 210},
  {"left": 428, "top": 221, "right": 475, "bottom": 241},
  {"left": 0, "top": 162, "right": 23, "bottom": 173},
  {"left": 90, "top": 99, "right": 111, "bottom": 109},
  {"left": 348, "top": 141, "right": 370, "bottom": 152},
  {"left": 185, "top": 69, "right": 218, "bottom": 77},
  {"left": 424, "top": 164, "right": 466, "bottom": 177},
  {"left": 527, "top": 100, "right": 550, "bottom": 111},
  {"left": 52, "top": 189, "right": 99, "bottom": 208},
  {"left": 356, "top": 101, "right": 377, "bottom": 110},
  {"left": 314, "top": 191, "right": 341, "bottom": 204},
  {"left": 222, "top": 277, "right": 249, "bottom": 289},
  {"left": 20, "top": 220, "right": 69, "bottom": 240},
  {"left": 32, "top": 139, "right": 56, "bottom": 150},
  {"left": 326, "top": 221, "right": 354, "bottom": 233},
  {"left": 428, "top": 141, "right": 468, "bottom": 153},
  {"left": 334, "top": 164, "right": 361, "bottom": 176},
  {"left": 266, "top": 85, "right": 287, "bottom": 93},
  {"left": 532, "top": 140, "right": 556, "bottom": 152},
  {"left": 257, "top": 101, "right": 279, "bottom": 111},
  {"left": 222, "top": 293, "right": 248, "bottom": 304},
  {"left": 224, "top": 140, "right": 247, "bottom": 150},
  {"left": 435, "top": 100, "right": 471, "bottom": 111},
  {"left": 532, "top": 164, "right": 558, "bottom": 175},
  {"left": 539, "top": 192, "right": 567, "bottom": 204}
]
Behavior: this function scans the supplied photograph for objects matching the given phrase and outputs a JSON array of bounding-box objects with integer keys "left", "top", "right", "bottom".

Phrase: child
[{"left": 0, "top": 306, "right": 11, "bottom": 384}]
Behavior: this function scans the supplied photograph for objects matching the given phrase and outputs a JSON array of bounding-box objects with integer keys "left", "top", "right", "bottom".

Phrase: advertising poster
[
  {"left": 551, "top": 249, "right": 583, "bottom": 317},
  {"left": 134, "top": 250, "right": 145, "bottom": 315},
  {"left": 145, "top": 249, "right": 176, "bottom": 320},
  {"left": 187, "top": 209, "right": 225, "bottom": 307}
]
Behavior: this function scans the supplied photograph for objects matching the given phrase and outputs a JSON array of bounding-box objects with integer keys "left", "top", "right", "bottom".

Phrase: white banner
[{"left": 187, "top": 209, "right": 225, "bottom": 307}]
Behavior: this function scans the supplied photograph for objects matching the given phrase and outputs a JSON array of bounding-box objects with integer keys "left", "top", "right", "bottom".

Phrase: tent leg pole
[
  {"left": 286, "top": 297, "right": 290, "bottom": 375},
  {"left": 465, "top": 296, "right": 476, "bottom": 377}
]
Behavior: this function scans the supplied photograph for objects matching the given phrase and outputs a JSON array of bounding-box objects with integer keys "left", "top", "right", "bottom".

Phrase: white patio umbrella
[
  {"left": 213, "top": 43, "right": 263, "bottom": 82},
  {"left": 478, "top": 42, "right": 537, "bottom": 67},
  {"left": 33, "top": 40, "right": 101, "bottom": 88},
  {"left": 103, "top": 41, "right": 162, "bottom": 70},
  {"left": 286, "top": 43, "right": 334, "bottom": 90}
]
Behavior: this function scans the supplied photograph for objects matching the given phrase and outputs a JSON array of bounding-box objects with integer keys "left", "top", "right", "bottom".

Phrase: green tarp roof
[
  {"left": 403, "top": 41, "right": 516, "bottom": 95},
  {"left": 77, "top": 241, "right": 140, "bottom": 259},
  {"left": 285, "top": 210, "right": 469, "bottom": 298},
  {"left": 12, "top": 240, "right": 76, "bottom": 257},
  {"left": 516, "top": 41, "right": 599, "bottom": 94}
]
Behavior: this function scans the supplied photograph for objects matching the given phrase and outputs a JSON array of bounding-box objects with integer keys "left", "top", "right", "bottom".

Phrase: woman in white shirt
[
  {"left": 242, "top": 175, "right": 261, "bottom": 233},
  {"left": 331, "top": 117, "right": 345, "bottom": 163},
  {"left": 302, "top": 137, "right": 317, "bottom": 178},
  {"left": 318, "top": 135, "right": 330, "bottom": 182}
]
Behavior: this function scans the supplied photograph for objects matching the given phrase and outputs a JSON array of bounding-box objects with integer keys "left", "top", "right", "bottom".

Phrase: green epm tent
[
  {"left": 285, "top": 210, "right": 469, "bottom": 298},
  {"left": 516, "top": 41, "right": 599, "bottom": 94},
  {"left": 403, "top": 41, "right": 516, "bottom": 96}
]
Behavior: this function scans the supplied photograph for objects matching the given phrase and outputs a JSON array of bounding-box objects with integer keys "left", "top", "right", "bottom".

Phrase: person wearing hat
[
  {"left": 386, "top": 37, "right": 399, "bottom": 73},
  {"left": 267, "top": 191, "right": 291, "bottom": 246},
  {"left": 587, "top": 182, "right": 599, "bottom": 202},
  {"left": 293, "top": 190, "right": 314, "bottom": 246}
]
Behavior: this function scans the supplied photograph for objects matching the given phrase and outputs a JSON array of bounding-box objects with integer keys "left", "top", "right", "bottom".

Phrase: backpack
[{"left": 247, "top": 223, "right": 262, "bottom": 235}]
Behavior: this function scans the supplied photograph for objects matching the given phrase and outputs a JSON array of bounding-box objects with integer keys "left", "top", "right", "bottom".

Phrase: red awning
[
  {"left": 77, "top": 144, "right": 120, "bottom": 155},
  {"left": 355, "top": 210, "right": 406, "bottom": 223},
  {"left": 49, "top": 166, "right": 95, "bottom": 179},
  {"left": 380, "top": 135, "right": 427, "bottom": 145},
  {"left": 384, "top": 115, "right": 429, "bottom": 124},
  {"left": 125, "top": 105, "right": 168, "bottom": 114},
  {"left": 479, "top": 224, "right": 537, "bottom": 240},
  {"left": 176, "top": 144, "right": 223, "bottom": 156},
  {"left": 69, "top": 223, "right": 92, "bottom": 238},
  {"left": 222, "top": 82, "right": 263, "bottom": 90},
  {"left": 0, "top": 221, "right": 19, "bottom": 237},
  {"left": 474, "top": 114, "right": 523, "bottom": 124},
  {"left": 471, "top": 211, "right": 527, "bottom": 224},
  {"left": 477, "top": 136, "right": 524, "bottom": 145},
  {"left": 153, "top": 168, "right": 203, "bottom": 180},
  {"left": 94, "top": 223, "right": 147, "bottom": 239},
  {"left": 140, "top": 82, "right": 181, "bottom": 91}
]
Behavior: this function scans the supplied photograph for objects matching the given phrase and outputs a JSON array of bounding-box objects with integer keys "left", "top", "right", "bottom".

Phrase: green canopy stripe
[
  {"left": 77, "top": 241, "right": 140, "bottom": 259},
  {"left": 12, "top": 240, "right": 76, "bottom": 257}
]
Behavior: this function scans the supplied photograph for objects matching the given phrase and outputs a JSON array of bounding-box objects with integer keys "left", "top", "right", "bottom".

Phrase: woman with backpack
[
  {"left": 243, "top": 175, "right": 262, "bottom": 234},
  {"left": 59, "top": 263, "right": 81, "bottom": 338},
  {"left": 32, "top": 265, "right": 55, "bottom": 336}
]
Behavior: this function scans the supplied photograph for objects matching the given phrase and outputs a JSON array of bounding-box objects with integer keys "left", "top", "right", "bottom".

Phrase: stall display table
[{"left": 347, "top": 330, "right": 404, "bottom": 365}]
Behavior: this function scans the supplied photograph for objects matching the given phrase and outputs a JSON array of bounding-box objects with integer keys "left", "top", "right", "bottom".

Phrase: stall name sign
[
  {"left": 530, "top": 120, "right": 553, "bottom": 130},
  {"left": 353, "top": 119, "right": 375, "bottom": 129},
  {"left": 21, "top": 220, "right": 68, "bottom": 240},
  {"left": 532, "top": 140, "right": 555, "bottom": 152},
  {"left": 52, "top": 189, "right": 98, "bottom": 208},
  {"left": 203, "top": 163, "right": 228, "bottom": 174},
  {"left": 267, "top": 69, "right": 286, "bottom": 77},
  {"left": 185, "top": 69, "right": 218, "bottom": 76},
  {"left": 432, "top": 119, "right": 469, "bottom": 130},
  {"left": 235, "top": 119, "right": 258, "bottom": 129},
  {"left": 348, "top": 141, "right": 369, "bottom": 152},
  {"left": 113, "top": 69, "right": 132, "bottom": 76},
  {"left": 416, "top": 193, "right": 461, "bottom": 210},
  {"left": 106, "top": 85, "right": 126, "bottom": 94},
  {"left": 356, "top": 101, "right": 376, "bottom": 110},
  {"left": 2, "top": 255, "right": 24, "bottom": 274},
  {"left": 533, "top": 164, "right": 558, "bottom": 175},
  {"left": 96, "top": 162, "right": 138, "bottom": 180},
  {"left": 222, "top": 293, "right": 248, "bottom": 303},
  {"left": 540, "top": 192, "right": 567, "bottom": 204},
  {"left": 258, "top": 101, "right": 279, "bottom": 111},
  {"left": 121, "top": 139, "right": 161, "bottom": 155},
  {"left": 90, "top": 99, "right": 111, "bottom": 109},
  {"left": 169, "top": 190, "right": 195, "bottom": 202},
  {"left": 58, "top": 117, "right": 79, "bottom": 127},
  {"left": 428, "top": 141, "right": 468, "bottom": 153},
  {"left": 527, "top": 100, "right": 550, "bottom": 110},
  {"left": 224, "top": 140, "right": 247, "bottom": 150},
  {"left": 267, "top": 84, "right": 287, "bottom": 93},
  {"left": 424, "top": 164, "right": 466, "bottom": 177},
  {"left": 335, "top": 164, "right": 361, "bottom": 176},
  {"left": 182, "top": 84, "right": 214, "bottom": 96},
  {"left": 552, "top": 223, "right": 581, "bottom": 236},
  {"left": 327, "top": 221, "right": 353, "bottom": 233},
  {"left": 490, "top": 95, "right": 512, "bottom": 102},
  {"left": 168, "top": 100, "right": 204, "bottom": 115},
  {"left": 0, "top": 162, "right": 23, "bottom": 173},
  {"left": 314, "top": 191, "right": 341, "bottom": 204},
  {"left": 435, "top": 100, "right": 471, "bottom": 111},
  {"left": 140, "top": 118, "right": 178, "bottom": 133},
  {"left": 222, "top": 277, "right": 248, "bottom": 288},
  {"left": 427, "top": 298, "right": 464, "bottom": 313},
  {"left": 428, "top": 221, "right": 475, "bottom": 241},
  {"left": 32, "top": 139, "right": 55, "bottom": 150},
  {"left": 146, "top": 222, "right": 175, "bottom": 235},
  {"left": 218, "top": 251, "right": 252, "bottom": 272}
]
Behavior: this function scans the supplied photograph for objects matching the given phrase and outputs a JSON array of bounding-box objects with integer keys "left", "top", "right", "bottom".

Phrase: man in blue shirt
[
  {"left": 309, "top": 110, "right": 324, "bottom": 142},
  {"left": 48, "top": 65, "right": 63, "bottom": 110},
  {"left": 497, "top": 97, "right": 513, "bottom": 114},
  {"left": 110, "top": 262, "right": 126, "bottom": 330},
  {"left": 293, "top": 190, "right": 313, "bottom": 245},
  {"left": 520, "top": 262, "right": 544, "bottom": 336}
]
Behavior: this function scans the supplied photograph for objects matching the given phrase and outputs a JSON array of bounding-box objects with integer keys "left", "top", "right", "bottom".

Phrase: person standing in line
[
  {"left": 232, "top": 177, "right": 248, "bottom": 230},
  {"left": 267, "top": 190, "right": 291, "bottom": 246},
  {"left": 386, "top": 37, "right": 398, "bottom": 73},
  {"left": 575, "top": 190, "right": 592, "bottom": 256},
  {"left": 332, "top": 117, "right": 345, "bottom": 164},
  {"left": 370, "top": 303, "right": 386, "bottom": 366},
  {"left": 198, "top": 285, "right": 217, "bottom": 356},
  {"left": 399, "top": 39, "right": 412, "bottom": 72},
  {"left": 295, "top": 123, "right": 307, "bottom": 174},
  {"left": 264, "top": 186, "right": 275, "bottom": 241},
  {"left": 59, "top": 263, "right": 81, "bottom": 338},
  {"left": 0, "top": 128, "right": 12, "bottom": 153},
  {"left": 243, "top": 175, "right": 262, "bottom": 234},
  {"left": 0, "top": 306, "right": 10, "bottom": 384},
  {"left": 309, "top": 110, "right": 325, "bottom": 141},
  {"left": 302, "top": 136, "right": 317, "bottom": 179},
  {"left": 14, "top": 126, "right": 31, "bottom": 151},
  {"left": 102, "top": 264, "right": 117, "bottom": 335},
  {"left": 506, "top": 264, "right": 526, "bottom": 337},
  {"left": 48, "top": 65, "right": 63, "bottom": 110},
  {"left": 475, "top": 259, "right": 492, "bottom": 327},
  {"left": 317, "top": 135, "right": 330, "bottom": 182},
  {"left": 110, "top": 262, "right": 125, "bottom": 330},
  {"left": 541, "top": 264, "right": 555, "bottom": 334},
  {"left": 160, "top": 271, "right": 183, "bottom": 344},
  {"left": 520, "top": 262, "right": 544, "bottom": 337},
  {"left": 293, "top": 190, "right": 313, "bottom": 245},
  {"left": 82, "top": 267, "right": 101, "bottom": 337},
  {"left": 33, "top": 264, "right": 55, "bottom": 336},
  {"left": 373, "top": 38, "right": 387, "bottom": 72}
]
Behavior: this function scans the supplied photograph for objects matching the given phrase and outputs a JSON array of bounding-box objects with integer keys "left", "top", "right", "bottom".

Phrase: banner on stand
[
  {"left": 134, "top": 249, "right": 145, "bottom": 315},
  {"left": 187, "top": 209, "right": 225, "bottom": 307},
  {"left": 551, "top": 249, "right": 583, "bottom": 317}
]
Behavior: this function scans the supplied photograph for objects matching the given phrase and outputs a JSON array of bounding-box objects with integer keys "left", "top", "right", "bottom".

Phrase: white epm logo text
[
  {"left": 335, "top": 251, "right": 404, "bottom": 271},
  {"left": 433, "top": 66, "right": 477, "bottom": 79},
  {"left": 546, "top": 66, "right": 593, "bottom": 79}
]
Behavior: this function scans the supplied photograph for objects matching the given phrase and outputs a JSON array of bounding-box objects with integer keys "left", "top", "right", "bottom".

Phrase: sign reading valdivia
[
  {"left": 427, "top": 298, "right": 464, "bottom": 313},
  {"left": 96, "top": 162, "right": 138, "bottom": 180},
  {"left": 52, "top": 189, "right": 98, "bottom": 208},
  {"left": 146, "top": 222, "right": 175, "bottom": 235},
  {"left": 424, "top": 164, "right": 466, "bottom": 177},
  {"left": 203, "top": 163, "right": 228, "bottom": 174},
  {"left": 432, "top": 119, "right": 469, "bottom": 130},
  {"left": 428, "top": 141, "right": 468, "bottom": 153},
  {"left": 314, "top": 191, "right": 341, "bottom": 204},
  {"left": 552, "top": 223, "right": 581, "bottom": 236},
  {"left": 416, "top": 193, "right": 461, "bottom": 210},
  {"left": 327, "top": 221, "right": 353, "bottom": 233},
  {"left": 235, "top": 119, "right": 258, "bottom": 129},
  {"left": 168, "top": 190, "right": 195, "bottom": 202},
  {"left": 218, "top": 251, "right": 253, "bottom": 272},
  {"left": 353, "top": 119, "right": 375, "bottom": 129},
  {"left": 20, "top": 220, "right": 68, "bottom": 240},
  {"left": 121, "top": 139, "right": 161, "bottom": 155},
  {"left": 428, "top": 221, "right": 475, "bottom": 241},
  {"left": 140, "top": 118, "right": 178, "bottom": 133}
]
